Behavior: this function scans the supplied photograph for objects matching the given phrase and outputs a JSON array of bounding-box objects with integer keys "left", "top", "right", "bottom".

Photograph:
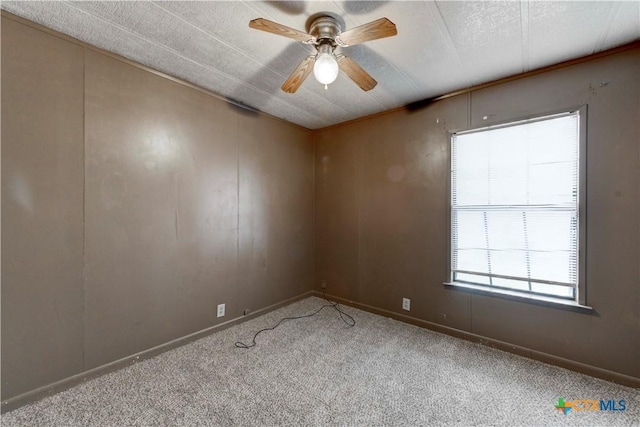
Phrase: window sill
[{"left": 444, "top": 282, "right": 594, "bottom": 314}]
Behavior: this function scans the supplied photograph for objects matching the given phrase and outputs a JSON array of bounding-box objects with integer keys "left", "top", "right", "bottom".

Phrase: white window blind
[{"left": 451, "top": 112, "right": 580, "bottom": 300}]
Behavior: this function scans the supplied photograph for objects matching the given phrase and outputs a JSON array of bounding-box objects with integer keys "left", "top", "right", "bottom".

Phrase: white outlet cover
[
  {"left": 402, "top": 298, "right": 411, "bottom": 311},
  {"left": 217, "top": 303, "right": 225, "bottom": 318}
]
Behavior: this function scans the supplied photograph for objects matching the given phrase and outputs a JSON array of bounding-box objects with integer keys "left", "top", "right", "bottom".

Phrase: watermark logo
[
  {"left": 555, "top": 397, "right": 573, "bottom": 415},
  {"left": 555, "top": 397, "right": 626, "bottom": 415}
]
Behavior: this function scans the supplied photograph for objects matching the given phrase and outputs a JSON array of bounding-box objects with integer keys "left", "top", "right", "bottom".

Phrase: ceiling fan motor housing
[{"left": 310, "top": 16, "right": 341, "bottom": 47}]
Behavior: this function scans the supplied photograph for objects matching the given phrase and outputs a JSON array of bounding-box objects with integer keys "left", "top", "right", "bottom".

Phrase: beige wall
[
  {"left": 1, "top": 16, "right": 85, "bottom": 400},
  {"left": 2, "top": 11, "right": 638, "bottom": 404},
  {"left": 314, "top": 48, "right": 640, "bottom": 380},
  {"left": 1, "top": 16, "right": 314, "bottom": 400}
]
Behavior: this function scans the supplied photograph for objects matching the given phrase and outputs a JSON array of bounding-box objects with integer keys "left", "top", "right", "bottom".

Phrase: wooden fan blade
[
  {"left": 281, "top": 56, "right": 316, "bottom": 93},
  {"left": 337, "top": 56, "right": 377, "bottom": 91},
  {"left": 249, "top": 18, "right": 315, "bottom": 43},
  {"left": 336, "top": 17, "right": 397, "bottom": 46}
]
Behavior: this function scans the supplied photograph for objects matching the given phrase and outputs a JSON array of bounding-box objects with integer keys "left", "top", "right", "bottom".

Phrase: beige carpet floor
[{"left": 2, "top": 296, "right": 639, "bottom": 426}]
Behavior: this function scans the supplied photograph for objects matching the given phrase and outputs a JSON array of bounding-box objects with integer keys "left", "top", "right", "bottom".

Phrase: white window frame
[{"left": 446, "top": 106, "right": 588, "bottom": 308}]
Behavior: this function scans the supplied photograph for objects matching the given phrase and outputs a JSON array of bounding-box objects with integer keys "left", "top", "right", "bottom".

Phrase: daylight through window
[{"left": 450, "top": 111, "right": 581, "bottom": 301}]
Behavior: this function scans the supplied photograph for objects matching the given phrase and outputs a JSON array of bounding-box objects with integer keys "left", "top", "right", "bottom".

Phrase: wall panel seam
[{"left": 81, "top": 45, "right": 87, "bottom": 374}]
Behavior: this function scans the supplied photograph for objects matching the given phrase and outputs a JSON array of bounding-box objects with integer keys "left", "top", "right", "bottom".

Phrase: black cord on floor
[{"left": 235, "top": 295, "right": 355, "bottom": 349}]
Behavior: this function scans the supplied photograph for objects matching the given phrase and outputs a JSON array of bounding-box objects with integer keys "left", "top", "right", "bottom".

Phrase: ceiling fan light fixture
[
  {"left": 249, "top": 14, "right": 396, "bottom": 93},
  {"left": 313, "top": 52, "right": 339, "bottom": 86}
]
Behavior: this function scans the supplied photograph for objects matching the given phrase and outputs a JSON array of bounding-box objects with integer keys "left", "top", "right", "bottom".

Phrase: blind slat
[{"left": 451, "top": 112, "right": 580, "bottom": 299}]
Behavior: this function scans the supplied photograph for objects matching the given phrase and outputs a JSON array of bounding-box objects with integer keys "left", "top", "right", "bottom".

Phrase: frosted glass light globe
[{"left": 313, "top": 53, "right": 339, "bottom": 85}]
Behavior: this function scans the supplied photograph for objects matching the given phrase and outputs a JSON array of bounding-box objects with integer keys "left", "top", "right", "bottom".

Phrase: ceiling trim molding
[
  {"left": 318, "top": 39, "right": 640, "bottom": 132},
  {"left": 1, "top": 10, "right": 313, "bottom": 133}
]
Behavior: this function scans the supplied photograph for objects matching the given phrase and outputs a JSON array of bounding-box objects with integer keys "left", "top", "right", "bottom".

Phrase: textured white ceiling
[{"left": 3, "top": 1, "right": 639, "bottom": 129}]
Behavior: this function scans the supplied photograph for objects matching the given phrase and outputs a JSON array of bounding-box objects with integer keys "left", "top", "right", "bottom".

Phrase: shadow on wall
[
  {"left": 222, "top": 96, "right": 261, "bottom": 118},
  {"left": 405, "top": 97, "right": 438, "bottom": 113}
]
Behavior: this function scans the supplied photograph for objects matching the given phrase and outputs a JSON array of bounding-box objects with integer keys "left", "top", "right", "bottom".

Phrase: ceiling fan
[{"left": 249, "top": 14, "right": 397, "bottom": 93}]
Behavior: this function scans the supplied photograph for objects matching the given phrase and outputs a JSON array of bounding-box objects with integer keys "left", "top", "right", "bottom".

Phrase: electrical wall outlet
[
  {"left": 402, "top": 298, "right": 411, "bottom": 311},
  {"left": 217, "top": 303, "right": 225, "bottom": 318},
  {"left": 320, "top": 281, "right": 327, "bottom": 290}
]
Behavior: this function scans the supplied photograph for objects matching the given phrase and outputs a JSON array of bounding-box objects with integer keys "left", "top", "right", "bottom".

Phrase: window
[{"left": 449, "top": 110, "right": 584, "bottom": 303}]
